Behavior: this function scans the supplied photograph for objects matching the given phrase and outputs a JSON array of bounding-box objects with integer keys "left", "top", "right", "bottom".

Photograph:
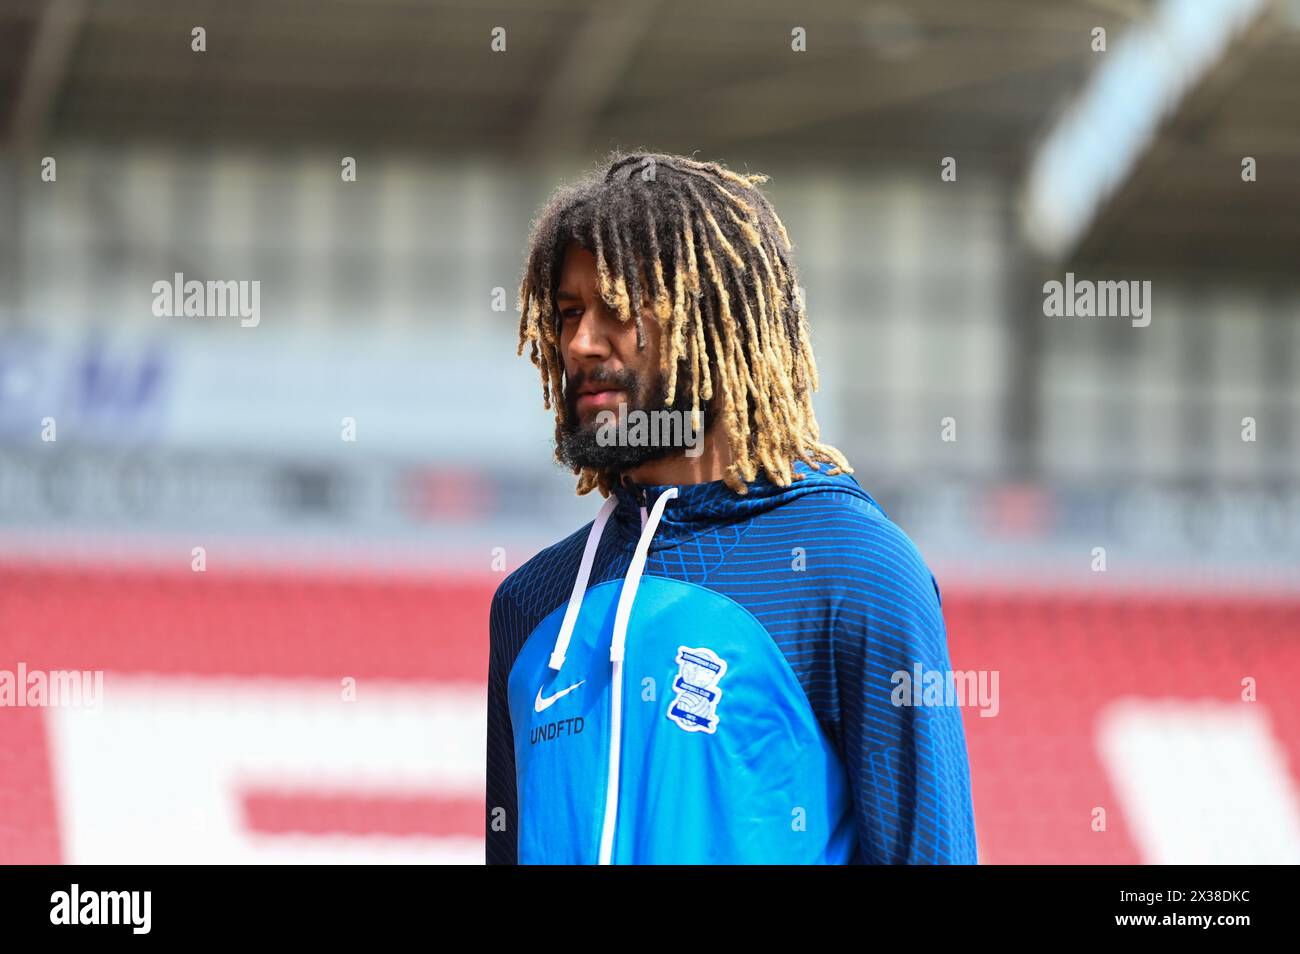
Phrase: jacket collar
[{"left": 606, "top": 461, "right": 859, "bottom": 551}]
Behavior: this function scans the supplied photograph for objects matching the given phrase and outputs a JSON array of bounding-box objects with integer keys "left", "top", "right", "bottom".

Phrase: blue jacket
[{"left": 486, "top": 463, "right": 978, "bottom": 864}]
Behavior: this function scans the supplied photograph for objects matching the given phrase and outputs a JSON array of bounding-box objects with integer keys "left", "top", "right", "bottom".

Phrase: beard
[{"left": 556, "top": 364, "right": 701, "bottom": 475}]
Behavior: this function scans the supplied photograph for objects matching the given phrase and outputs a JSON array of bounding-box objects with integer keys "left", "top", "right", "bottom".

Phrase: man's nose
[{"left": 567, "top": 304, "right": 614, "bottom": 360}]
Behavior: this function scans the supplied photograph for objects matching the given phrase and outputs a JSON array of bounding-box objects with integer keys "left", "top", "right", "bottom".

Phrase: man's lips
[{"left": 575, "top": 387, "right": 625, "bottom": 410}]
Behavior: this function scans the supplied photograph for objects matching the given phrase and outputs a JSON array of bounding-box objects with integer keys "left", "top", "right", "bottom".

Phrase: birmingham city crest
[{"left": 667, "top": 646, "right": 728, "bottom": 734}]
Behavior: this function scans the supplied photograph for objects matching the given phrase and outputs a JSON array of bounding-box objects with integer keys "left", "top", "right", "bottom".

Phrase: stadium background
[{"left": 2, "top": 0, "right": 1299, "bottom": 863}]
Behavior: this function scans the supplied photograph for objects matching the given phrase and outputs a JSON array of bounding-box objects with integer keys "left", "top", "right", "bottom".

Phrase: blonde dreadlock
[{"left": 517, "top": 150, "right": 852, "bottom": 496}]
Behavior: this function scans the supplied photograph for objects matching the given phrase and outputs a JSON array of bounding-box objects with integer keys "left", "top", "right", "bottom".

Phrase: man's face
[{"left": 554, "top": 240, "right": 687, "bottom": 473}]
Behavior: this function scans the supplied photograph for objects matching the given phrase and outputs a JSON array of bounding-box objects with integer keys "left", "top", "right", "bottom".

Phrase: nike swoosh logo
[{"left": 535, "top": 680, "right": 585, "bottom": 713}]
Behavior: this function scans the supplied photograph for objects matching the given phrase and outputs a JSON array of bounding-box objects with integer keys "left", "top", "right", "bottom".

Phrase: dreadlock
[{"left": 517, "top": 150, "right": 852, "bottom": 496}]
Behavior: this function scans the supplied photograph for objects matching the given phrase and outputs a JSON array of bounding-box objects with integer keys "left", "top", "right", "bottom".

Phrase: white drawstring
[
  {"left": 599, "top": 486, "right": 677, "bottom": 865},
  {"left": 610, "top": 488, "right": 678, "bottom": 664},
  {"left": 548, "top": 496, "right": 617, "bottom": 672},
  {"left": 543, "top": 485, "right": 679, "bottom": 865}
]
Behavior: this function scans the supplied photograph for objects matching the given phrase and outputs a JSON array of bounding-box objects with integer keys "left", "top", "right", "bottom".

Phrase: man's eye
[{"left": 560, "top": 308, "right": 582, "bottom": 321}]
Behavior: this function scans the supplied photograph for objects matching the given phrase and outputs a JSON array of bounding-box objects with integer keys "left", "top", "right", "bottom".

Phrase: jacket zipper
[{"left": 597, "top": 491, "right": 675, "bottom": 864}]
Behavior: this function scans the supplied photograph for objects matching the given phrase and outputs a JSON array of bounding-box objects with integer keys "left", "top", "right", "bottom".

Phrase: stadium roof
[{"left": 1, "top": 0, "right": 1296, "bottom": 270}]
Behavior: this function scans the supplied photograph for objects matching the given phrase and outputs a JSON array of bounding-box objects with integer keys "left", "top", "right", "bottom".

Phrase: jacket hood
[
  {"left": 542, "top": 459, "right": 881, "bottom": 699},
  {"left": 608, "top": 460, "right": 880, "bottom": 552}
]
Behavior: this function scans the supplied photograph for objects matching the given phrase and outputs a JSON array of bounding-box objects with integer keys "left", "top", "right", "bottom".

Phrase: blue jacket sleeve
[
  {"left": 485, "top": 585, "right": 519, "bottom": 865},
  {"left": 832, "top": 517, "right": 979, "bottom": 864}
]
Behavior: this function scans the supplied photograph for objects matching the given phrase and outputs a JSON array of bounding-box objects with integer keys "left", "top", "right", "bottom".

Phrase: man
[{"left": 486, "top": 151, "right": 978, "bottom": 864}]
